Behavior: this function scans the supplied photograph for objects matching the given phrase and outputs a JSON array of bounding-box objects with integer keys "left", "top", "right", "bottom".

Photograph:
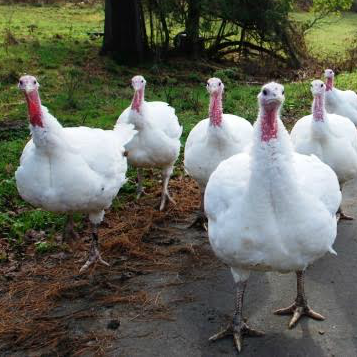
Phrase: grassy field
[
  {"left": 1, "top": 3, "right": 357, "bottom": 254},
  {"left": 293, "top": 11, "right": 357, "bottom": 58}
]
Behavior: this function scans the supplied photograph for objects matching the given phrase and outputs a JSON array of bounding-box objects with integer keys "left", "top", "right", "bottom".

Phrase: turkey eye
[
  {"left": 219, "top": 82, "right": 221, "bottom": 86},
  {"left": 282, "top": 90, "right": 284, "bottom": 95},
  {"left": 141, "top": 80, "right": 144, "bottom": 83},
  {"left": 320, "top": 84, "right": 323, "bottom": 87},
  {"left": 19, "top": 80, "right": 23, "bottom": 85},
  {"left": 263, "top": 89, "right": 267, "bottom": 95},
  {"left": 33, "top": 80, "right": 36, "bottom": 84}
]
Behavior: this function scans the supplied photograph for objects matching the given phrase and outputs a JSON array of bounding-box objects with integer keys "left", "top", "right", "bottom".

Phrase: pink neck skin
[
  {"left": 24, "top": 90, "right": 43, "bottom": 127},
  {"left": 131, "top": 88, "right": 144, "bottom": 113},
  {"left": 326, "top": 77, "right": 333, "bottom": 91},
  {"left": 261, "top": 105, "right": 279, "bottom": 142},
  {"left": 312, "top": 94, "right": 325, "bottom": 122},
  {"left": 209, "top": 91, "right": 223, "bottom": 127}
]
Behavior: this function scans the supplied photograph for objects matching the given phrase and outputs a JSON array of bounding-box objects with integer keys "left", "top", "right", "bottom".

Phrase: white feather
[
  {"left": 116, "top": 101, "right": 182, "bottom": 169},
  {"left": 16, "top": 105, "right": 136, "bottom": 222},
  {"left": 205, "top": 91, "right": 341, "bottom": 280},
  {"left": 291, "top": 103, "right": 357, "bottom": 185},
  {"left": 184, "top": 114, "right": 253, "bottom": 189},
  {"left": 325, "top": 87, "right": 357, "bottom": 125}
]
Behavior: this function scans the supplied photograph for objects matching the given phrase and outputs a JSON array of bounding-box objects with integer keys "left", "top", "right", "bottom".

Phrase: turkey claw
[
  {"left": 80, "top": 246, "right": 109, "bottom": 273},
  {"left": 209, "top": 322, "right": 264, "bottom": 353},
  {"left": 274, "top": 302, "right": 325, "bottom": 329}
]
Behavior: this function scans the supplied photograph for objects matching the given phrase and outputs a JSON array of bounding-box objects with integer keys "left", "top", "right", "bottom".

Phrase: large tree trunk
[
  {"left": 185, "top": 0, "right": 201, "bottom": 58},
  {"left": 102, "top": 0, "right": 149, "bottom": 64}
]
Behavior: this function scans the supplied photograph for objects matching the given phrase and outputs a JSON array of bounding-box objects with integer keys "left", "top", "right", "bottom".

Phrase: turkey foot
[
  {"left": 188, "top": 192, "right": 207, "bottom": 230},
  {"left": 275, "top": 302, "right": 324, "bottom": 329},
  {"left": 209, "top": 280, "right": 264, "bottom": 353},
  {"left": 79, "top": 224, "right": 109, "bottom": 273},
  {"left": 188, "top": 213, "right": 207, "bottom": 231},
  {"left": 274, "top": 270, "right": 325, "bottom": 328},
  {"left": 209, "top": 320, "right": 264, "bottom": 353},
  {"left": 337, "top": 207, "right": 353, "bottom": 221},
  {"left": 62, "top": 215, "right": 79, "bottom": 243},
  {"left": 136, "top": 186, "right": 148, "bottom": 200}
]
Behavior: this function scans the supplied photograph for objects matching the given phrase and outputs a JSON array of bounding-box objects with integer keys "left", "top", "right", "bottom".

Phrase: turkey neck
[
  {"left": 131, "top": 88, "right": 144, "bottom": 113},
  {"left": 260, "top": 105, "right": 278, "bottom": 142},
  {"left": 326, "top": 77, "right": 333, "bottom": 91},
  {"left": 209, "top": 91, "right": 223, "bottom": 127},
  {"left": 249, "top": 104, "right": 298, "bottom": 198},
  {"left": 311, "top": 93, "right": 330, "bottom": 138},
  {"left": 25, "top": 90, "right": 43, "bottom": 127},
  {"left": 312, "top": 94, "right": 326, "bottom": 122}
]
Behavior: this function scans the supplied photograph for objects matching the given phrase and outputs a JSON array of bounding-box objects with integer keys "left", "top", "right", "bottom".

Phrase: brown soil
[{"left": 0, "top": 176, "right": 212, "bottom": 356}]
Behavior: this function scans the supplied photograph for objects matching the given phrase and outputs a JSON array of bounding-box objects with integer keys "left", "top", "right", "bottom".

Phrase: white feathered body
[
  {"left": 116, "top": 101, "right": 182, "bottom": 168},
  {"left": 325, "top": 88, "right": 357, "bottom": 125},
  {"left": 184, "top": 115, "right": 253, "bottom": 189},
  {"left": 205, "top": 118, "right": 341, "bottom": 274},
  {"left": 16, "top": 106, "right": 136, "bottom": 223},
  {"left": 291, "top": 113, "right": 357, "bottom": 185}
]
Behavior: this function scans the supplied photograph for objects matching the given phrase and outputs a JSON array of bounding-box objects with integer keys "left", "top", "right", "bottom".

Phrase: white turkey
[
  {"left": 116, "top": 75, "right": 182, "bottom": 211},
  {"left": 324, "top": 69, "right": 357, "bottom": 125},
  {"left": 205, "top": 82, "right": 341, "bottom": 353},
  {"left": 291, "top": 79, "right": 357, "bottom": 220},
  {"left": 184, "top": 77, "right": 253, "bottom": 228},
  {"left": 15, "top": 75, "right": 136, "bottom": 272}
]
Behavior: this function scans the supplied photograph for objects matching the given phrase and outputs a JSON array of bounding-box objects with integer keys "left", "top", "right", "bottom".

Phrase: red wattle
[
  {"left": 209, "top": 92, "right": 223, "bottom": 127},
  {"left": 261, "top": 108, "right": 278, "bottom": 142},
  {"left": 131, "top": 88, "right": 144, "bottom": 113},
  {"left": 25, "top": 91, "right": 43, "bottom": 127},
  {"left": 326, "top": 77, "right": 333, "bottom": 91},
  {"left": 313, "top": 95, "right": 324, "bottom": 122}
]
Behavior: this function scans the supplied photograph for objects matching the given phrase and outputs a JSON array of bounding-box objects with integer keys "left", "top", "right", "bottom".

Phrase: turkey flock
[{"left": 15, "top": 69, "right": 357, "bottom": 353}]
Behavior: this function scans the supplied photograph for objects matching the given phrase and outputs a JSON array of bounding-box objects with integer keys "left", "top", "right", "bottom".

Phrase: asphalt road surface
[{"left": 114, "top": 179, "right": 357, "bottom": 357}]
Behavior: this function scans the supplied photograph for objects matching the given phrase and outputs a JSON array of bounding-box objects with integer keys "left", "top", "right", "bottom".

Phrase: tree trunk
[
  {"left": 185, "top": 0, "right": 201, "bottom": 57},
  {"left": 155, "top": 0, "right": 170, "bottom": 53},
  {"left": 102, "top": 0, "right": 149, "bottom": 64}
]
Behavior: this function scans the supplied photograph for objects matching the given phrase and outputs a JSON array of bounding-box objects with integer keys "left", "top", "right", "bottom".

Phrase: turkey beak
[
  {"left": 324, "top": 69, "right": 334, "bottom": 78},
  {"left": 23, "top": 84, "right": 33, "bottom": 93},
  {"left": 311, "top": 87, "right": 321, "bottom": 96},
  {"left": 266, "top": 91, "right": 284, "bottom": 105},
  {"left": 209, "top": 83, "right": 222, "bottom": 94},
  {"left": 18, "top": 82, "right": 34, "bottom": 93},
  {"left": 132, "top": 81, "right": 142, "bottom": 91}
]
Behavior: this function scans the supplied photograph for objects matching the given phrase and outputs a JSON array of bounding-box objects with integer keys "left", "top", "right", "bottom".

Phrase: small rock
[
  {"left": 107, "top": 319, "right": 120, "bottom": 330},
  {"left": 318, "top": 330, "right": 325, "bottom": 335}
]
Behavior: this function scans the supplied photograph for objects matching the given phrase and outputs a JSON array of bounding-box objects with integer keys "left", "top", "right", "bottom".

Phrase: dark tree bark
[
  {"left": 185, "top": 0, "right": 201, "bottom": 57},
  {"left": 154, "top": 0, "right": 170, "bottom": 53},
  {"left": 102, "top": 0, "right": 149, "bottom": 64}
]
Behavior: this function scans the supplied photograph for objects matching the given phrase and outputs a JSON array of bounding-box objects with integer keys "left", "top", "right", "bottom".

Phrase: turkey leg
[
  {"left": 62, "top": 214, "right": 79, "bottom": 242},
  {"left": 209, "top": 280, "right": 264, "bottom": 353},
  {"left": 80, "top": 223, "right": 109, "bottom": 272},
  {"left": 274, "top": 270, "right": 325, "bottom": 328},
  {"left": 136, "top": 168, "right": 147, "bottom": 199},
  {"left": 159, "top": 166, "right": 176, "bottom": 211}
]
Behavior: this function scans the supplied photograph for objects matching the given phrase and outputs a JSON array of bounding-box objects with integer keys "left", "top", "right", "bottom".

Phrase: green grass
[
  {"left": 1, "top": 4, "right": 357, "bottom": 252},
  {"left": 292, "top": 11, "right": 357, "bottom": 58}
]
